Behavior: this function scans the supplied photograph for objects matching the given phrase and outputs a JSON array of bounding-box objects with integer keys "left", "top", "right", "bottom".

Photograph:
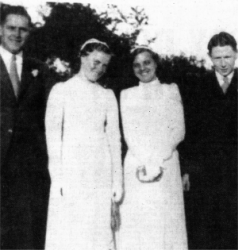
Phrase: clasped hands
[{"left": 136, "top": 165, "right": 164, "bottom": 183}]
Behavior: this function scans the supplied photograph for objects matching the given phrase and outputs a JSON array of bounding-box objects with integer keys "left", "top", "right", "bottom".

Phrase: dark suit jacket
[
  {"left": 0, "top": 55, "right": 53, "bottom": 249},
  {"left": 179, "top": 69, "right": 237, "bottom": 249},
  {"left": 180, "top": 70, "right": 237, "bottom": 184}
]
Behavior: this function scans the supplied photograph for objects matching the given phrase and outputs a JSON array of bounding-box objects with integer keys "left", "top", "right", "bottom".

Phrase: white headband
[
  {"left": 130, "top": 45, "right": 155, "bottom": 54},
  {"left": 80, "top": 38, "right": 109, "bottom": 51}
]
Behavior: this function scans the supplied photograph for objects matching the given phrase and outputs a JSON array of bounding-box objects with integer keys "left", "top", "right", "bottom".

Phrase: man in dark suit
[
  {"left": 180, "top": 32, "right": 237, "bottom": 249},
  {"left": 0, "top": 5, "right": 52, "bottom": 249}
]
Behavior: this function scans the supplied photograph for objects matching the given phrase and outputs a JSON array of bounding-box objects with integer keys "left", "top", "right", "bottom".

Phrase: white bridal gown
[
  {"left": 119, "top": 78, "right": 188, "bottom": 250},
  {"left": 45, "top": 75, "right": 121, "bottom": 250}
]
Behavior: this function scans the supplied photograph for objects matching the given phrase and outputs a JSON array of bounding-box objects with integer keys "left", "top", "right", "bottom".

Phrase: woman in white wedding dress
[
  {"left": 119, "top": 46, "right": 188, "bottom": 250},
  {"left": 45, "top": 39, "right": 123, "bottom": 250}
]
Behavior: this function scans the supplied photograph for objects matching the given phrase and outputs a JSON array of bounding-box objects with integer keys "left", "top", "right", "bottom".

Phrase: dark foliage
[{"left": 1, "top": 2, "right": 209, "bottom": 92}]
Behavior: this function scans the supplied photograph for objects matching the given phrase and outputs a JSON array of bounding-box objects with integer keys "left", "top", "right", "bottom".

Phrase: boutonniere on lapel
[{"left": 31, "top": 69, "right": 39, "bottom": 77}]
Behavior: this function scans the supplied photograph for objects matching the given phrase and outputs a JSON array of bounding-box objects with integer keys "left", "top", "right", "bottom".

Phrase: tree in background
[
  {"left": 1, "top": 2, "right": 208, "bottom": 91},
  {"left": 23, "top": 2, "right": 152, "bottom": 89}
]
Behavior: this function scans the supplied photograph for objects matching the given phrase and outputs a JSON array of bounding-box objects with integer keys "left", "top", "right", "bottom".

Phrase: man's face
[
  {"left": 0, "top": 14, "right": 30, "bottom": 54},
  {"left": 210, "top": 45, "right": 237, "bottom": 77}
]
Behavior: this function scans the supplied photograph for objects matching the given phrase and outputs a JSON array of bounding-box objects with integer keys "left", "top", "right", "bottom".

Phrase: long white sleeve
[
  {"left": 105, "top": 90, "right": 123, "bottom": 190},
  {"left": 166, "top": 83, "right": 185, "bottom": 151},
  {"left": 45, "top": 83, "right": 65, "bottom": 189},
  {"left": 150, "top": 83, "right": 185, "bottom": 166}
]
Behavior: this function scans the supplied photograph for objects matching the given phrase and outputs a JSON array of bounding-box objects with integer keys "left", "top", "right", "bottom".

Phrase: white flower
[
  {"left": 32, "top": 69, "right": 39, "bottom": 77},
  {"left": 46, "top": 57, "right": 71, "bottom": 76},
  {"left": 53, "top": 58, "right": 70, "bottom": 74}
]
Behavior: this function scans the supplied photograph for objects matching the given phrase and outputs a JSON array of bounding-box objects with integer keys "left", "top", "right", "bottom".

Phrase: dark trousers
[
  {"left": 1, "top": 165, "right": 50, "bottom": 249},
  {"left": 184, "top": 152, "right": 237, "bottom": 250}
]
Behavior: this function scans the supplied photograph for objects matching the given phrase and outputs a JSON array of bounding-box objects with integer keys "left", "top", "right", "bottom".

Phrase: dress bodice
[{"left": 120, "top": 78, "right": 185, "bottom": 167}]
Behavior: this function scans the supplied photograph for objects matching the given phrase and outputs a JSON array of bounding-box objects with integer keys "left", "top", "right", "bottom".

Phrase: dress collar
[
  {"left": 76, "top": 71, "right": 99, "bottom": 85},
  {"left": 139, "top": 77, "right": 161, "bottom": 88},
  {"left": 138, "top": 77, "right": 163, "bottom": 98}
]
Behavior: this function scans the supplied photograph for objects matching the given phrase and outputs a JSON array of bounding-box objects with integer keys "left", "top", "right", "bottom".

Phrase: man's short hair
[
  {"left": 0, "top": 4, "right": 32, "bottom": 26},
  {"left": 208, "top": 32, "right": 237, "bottom": 55}
]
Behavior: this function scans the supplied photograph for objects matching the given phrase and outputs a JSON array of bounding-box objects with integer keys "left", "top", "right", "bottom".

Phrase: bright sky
[{"left": 3, "top": 0, "right": 238, "bottom": 68}]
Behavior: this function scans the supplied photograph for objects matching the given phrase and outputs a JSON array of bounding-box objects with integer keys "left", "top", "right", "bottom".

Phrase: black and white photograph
[{"left": 0, "top": 0, "right": 237, "bottom": 249}]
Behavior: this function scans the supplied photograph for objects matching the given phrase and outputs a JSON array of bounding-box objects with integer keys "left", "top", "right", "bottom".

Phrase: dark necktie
[
  {"left": 10, "top": 54, "right": 20, "bottom": 97},
  {"left": 222, "top": 76, "right": 229, "bottom": 94}
]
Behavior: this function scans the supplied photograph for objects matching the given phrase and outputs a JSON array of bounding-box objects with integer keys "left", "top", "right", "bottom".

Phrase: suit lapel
[
  {"left": 208, "top": 71, "right": 237, "bottom": 97},
  {"left": 214, "top": 70, "right": 238, "bottom": 96},
  {"left": 0, "top": 55, "right": 17, "bottom": 103},
  {"left": 207, "top": 72, "right": 224, "bottom": 97},
  {"left": 0, "top": 56, "right": 34, "bottom": 103},
  {"left": 227, "top": 69, "right": 238, "bottom": 95},
  {"left": 18, "top": 58, "right": 31, "bottom": 100}
]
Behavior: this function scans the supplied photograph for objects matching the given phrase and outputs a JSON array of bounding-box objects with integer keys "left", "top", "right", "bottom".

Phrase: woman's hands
[{"left": 136, "top": 165, "right": 164, "bottom": 183}]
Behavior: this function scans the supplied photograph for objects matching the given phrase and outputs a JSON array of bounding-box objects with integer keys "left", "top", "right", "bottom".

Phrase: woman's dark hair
[
  {"left": 79, "top": 42, "right": 112, "bottom": 57},
  {"left": 207, "top": 32, "right": 237, "bottom": 55},
  {"left": 127, "top": 48, "right": 160, "bottom": 85},
  {"left": 130, "top": 48, "right": 159, "bottom": 66}
]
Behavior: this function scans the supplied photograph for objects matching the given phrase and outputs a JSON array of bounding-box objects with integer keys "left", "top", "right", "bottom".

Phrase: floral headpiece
[{"left": 80, "top": 38, "right": 109, "bottom": 51}]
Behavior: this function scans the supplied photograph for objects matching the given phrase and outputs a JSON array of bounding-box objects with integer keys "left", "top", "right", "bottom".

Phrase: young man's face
[
  {"left": 0, "top": 14, "right": 30, "bottom": 54},
  {"left": 210, "top": 45, "right": 237, "bottom": 77}
]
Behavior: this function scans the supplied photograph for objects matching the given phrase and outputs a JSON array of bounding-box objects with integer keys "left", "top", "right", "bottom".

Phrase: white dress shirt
[
  {"left": 0, "top": 45, "right": 23, "bottom": 80},
  {"left": 215, "top": 70, "right": 234, "bottom": 87}
]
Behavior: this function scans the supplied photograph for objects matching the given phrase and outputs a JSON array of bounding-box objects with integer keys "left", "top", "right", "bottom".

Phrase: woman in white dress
[
  {"left": 45, "top": 39, "right": 123, "bottom": 250},
  {"left": 118, "top": 46, "right": 188, "bottom": 250}
]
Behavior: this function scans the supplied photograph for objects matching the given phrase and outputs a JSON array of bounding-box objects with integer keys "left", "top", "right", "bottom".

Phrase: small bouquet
[{"left": 111, "top": 201, "right": 121, "bottom": 231}]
